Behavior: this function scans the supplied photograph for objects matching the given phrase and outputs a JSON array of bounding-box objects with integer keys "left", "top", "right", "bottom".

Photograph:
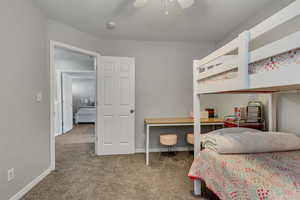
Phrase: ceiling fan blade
[
  {"left": 177, "top": 0, "right": 194, "bottom": 9},
  {"left": 133, "top": 0, "right": 148, "bottom": 8}
]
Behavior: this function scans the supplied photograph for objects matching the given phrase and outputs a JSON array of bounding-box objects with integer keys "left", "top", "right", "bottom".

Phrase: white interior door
[
  {"left": 54, "top": 71, "right": 63, "bottom": 136},
  {"left": 62, "top": 73, "right": 73, "bottom": 133},
  {"left": 97, "top": 57, "right": 135, "bottom": 155}
]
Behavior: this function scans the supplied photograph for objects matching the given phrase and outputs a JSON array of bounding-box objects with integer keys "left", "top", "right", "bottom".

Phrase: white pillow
[{"left": 208, "top": 128, "right": 262, "bottom": 135}]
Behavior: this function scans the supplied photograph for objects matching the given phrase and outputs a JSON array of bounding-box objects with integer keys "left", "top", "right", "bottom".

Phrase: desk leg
[{"left": 146, "top": 125, "right": 150, "bottom": 165}]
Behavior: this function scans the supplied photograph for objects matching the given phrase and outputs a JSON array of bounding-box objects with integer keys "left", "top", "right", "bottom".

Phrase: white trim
[
  {"left": 51, "top": 41, "right": 100, "bottom": 57},
  {"left": 135, "top": 147, "right": 193, "bottom": 153},
  {"left": 50, "top": 41, "right": 55, "bottom": 170},
  {"left": 9, "top": 168, "right": 52, "bottom": 200},
  {"left": 50, "top": 40, "right": 101, "bottom": 171}
]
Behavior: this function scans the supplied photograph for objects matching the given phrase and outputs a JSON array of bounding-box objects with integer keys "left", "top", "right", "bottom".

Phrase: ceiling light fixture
[
  {"left": 134, "top": 0, "right": 194, "bottom": 15},
  {"left": 106, "top": 21, "right": 116, "bottom": 30}
]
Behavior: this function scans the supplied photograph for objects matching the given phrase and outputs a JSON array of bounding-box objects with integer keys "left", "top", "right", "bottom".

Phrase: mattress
[
  {"left": 76, "top": 107, "right": 96, "bottom": 114},
  {"left": 189, "top": 149, "right": 300, "bottom": 200},
  {"left": 75, "top": 107, "right": 96, "bottom": 123}
]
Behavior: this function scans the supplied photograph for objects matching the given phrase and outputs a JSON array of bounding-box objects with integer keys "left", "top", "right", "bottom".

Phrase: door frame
[
  {"left": 50, "top": 40, "right": 101, "bottom": 170},
  {"left": 61, "top": 72, "right": 73, "bottom": 134}
]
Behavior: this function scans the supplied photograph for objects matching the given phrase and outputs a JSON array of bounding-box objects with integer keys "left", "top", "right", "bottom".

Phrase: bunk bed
[{"left": 189, "top": 0, "right": 300, "bottom": 199}]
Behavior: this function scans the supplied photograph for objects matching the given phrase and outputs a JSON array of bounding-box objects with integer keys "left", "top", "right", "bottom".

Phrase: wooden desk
[
  {"left": 145, "top": 117, "right": 224, "bottom": 125},
  {"left": 144, "top": 117, "right": 224, "bottom": 165}
]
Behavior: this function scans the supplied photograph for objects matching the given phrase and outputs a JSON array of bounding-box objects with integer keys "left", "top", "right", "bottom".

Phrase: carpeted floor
[
  {"left": 22, "top": 124, "right": 214, "bottom": 200},
  {"left": 56, "top": 124, "right": 95, "bottom": 145}
]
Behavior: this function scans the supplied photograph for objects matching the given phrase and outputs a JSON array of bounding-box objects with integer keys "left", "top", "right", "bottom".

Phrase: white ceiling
[{"left": 34, "top": 0, "right": 276, "bottom": 42}]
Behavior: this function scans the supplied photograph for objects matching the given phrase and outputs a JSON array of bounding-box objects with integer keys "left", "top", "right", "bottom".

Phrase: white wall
[
  {"left": 48, "top": 20, "right": 216, "bottom": 150},
  {"left": 55, "top": 47, "right": 96, "bottom": 71},
  {"left": 216, "top": 0, "right": 295, "bottom": 48},
  {"left": 72, "top": 78, "right": 96, "bottom": 114},
  {"left": 56, "top": 59, "right": 95, "bottom": 71},
  {"left": 214, "top": 94, "right": 260, "bottom": 118},
  {"left": 278, "top": 93, "right": 300, "bottom": 134},
  {"left": 100, "top": 39, "right": 216, "bottom": 149},
  {"left": 0, "top": 0, "right": 48, "bottom": 199}
]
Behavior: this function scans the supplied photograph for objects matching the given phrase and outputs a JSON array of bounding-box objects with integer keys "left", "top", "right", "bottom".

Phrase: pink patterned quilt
[{"left": 188, "top": 149, "right": 300, "bottom": 200}]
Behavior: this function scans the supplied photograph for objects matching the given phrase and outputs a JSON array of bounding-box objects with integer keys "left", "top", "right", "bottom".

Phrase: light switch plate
[
  {"left": 8, "top": 168, "right": 14, "bottom": 182},
  {"left": 36, "top": 92, "right": 43, "bottom": 102}
]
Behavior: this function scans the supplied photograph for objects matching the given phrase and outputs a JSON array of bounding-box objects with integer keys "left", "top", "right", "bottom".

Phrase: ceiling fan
[{"left": 134, "top": 0, "right": 195, "bottom": 12}]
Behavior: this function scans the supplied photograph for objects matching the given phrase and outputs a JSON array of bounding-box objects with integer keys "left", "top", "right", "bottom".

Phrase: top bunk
[{"left": 194, "top": 0, "right": 300, "bottom": 94}]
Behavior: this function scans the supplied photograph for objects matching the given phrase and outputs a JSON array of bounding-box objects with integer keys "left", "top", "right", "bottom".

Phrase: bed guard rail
[{"left": 196, "top": 31, "right": 250, "bottom": 89}]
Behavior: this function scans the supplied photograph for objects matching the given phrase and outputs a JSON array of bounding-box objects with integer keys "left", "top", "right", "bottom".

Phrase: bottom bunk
[
  {"left": 189, "top": 149, "right": 300, "bottom": 200},
  {"left": 188, "top": 128, "right": 300, "bottom": 200}
]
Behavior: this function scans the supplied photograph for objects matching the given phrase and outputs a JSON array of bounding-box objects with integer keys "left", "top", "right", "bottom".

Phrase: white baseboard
[
  {"left": 135, "top": 146, "right": 193, "bottom": 153},
  {"left": 9, "top": 167, "right": 52, "bottom": 200}
]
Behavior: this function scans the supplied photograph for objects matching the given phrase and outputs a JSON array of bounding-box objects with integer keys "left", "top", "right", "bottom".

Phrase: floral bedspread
[
  {"left": 249, "top": 48, "right": 300, "bottom": 74},
  {"left": 188, "top": 149, "right": 300, "bottom": 200}
]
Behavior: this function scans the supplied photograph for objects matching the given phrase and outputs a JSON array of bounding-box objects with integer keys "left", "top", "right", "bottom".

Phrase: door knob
[{"left": 130, "top": 109, "right": 135, "bottom": 114}]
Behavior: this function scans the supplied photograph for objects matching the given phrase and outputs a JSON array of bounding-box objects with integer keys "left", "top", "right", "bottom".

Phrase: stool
[
  {"left": 187, "top": 133, "right": 194, "bottom": 145},
  {"left": 187, "top": 133, "right": 194, "bottom": 154},
  {"left": 160, "top": 134, "right": 178, "bottom": 157}
]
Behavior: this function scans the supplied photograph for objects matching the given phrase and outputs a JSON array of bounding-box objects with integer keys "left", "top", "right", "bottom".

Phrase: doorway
[
  {"left": 50, "top": 41, "right": 100, "bottom": 170},
  {"left": 50, "top": 41, "right": 136, "bottom": 171},
  {"left": 55, "top": 71, "right": 96, "bottom": 136}
]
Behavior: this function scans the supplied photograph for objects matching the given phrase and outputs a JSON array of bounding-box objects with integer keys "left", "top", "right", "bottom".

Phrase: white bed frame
[
  {"left": 75, "top": 106, "right": 96, "bottom": 124},
  {"left": 192, "top": 0, "right": 300, "bottom": 195}
]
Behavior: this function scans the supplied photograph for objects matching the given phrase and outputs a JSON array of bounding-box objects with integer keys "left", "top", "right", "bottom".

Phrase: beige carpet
[
  {"left": 23, "top": 125, "right": 216, "bottom": 200},
  {"left": 56, "top": 124, "right": 95, "bottom": 145}
]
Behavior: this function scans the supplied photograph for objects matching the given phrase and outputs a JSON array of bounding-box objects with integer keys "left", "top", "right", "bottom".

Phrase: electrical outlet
[{"left": 8, "top": 168, "right": 14, "bottom": 182}]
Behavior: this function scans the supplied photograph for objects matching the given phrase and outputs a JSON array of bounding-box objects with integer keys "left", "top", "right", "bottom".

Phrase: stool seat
[
  {"left": 160, "top": 134, "right": 177, "bottom": 146},
  {"left": 187, "top": 133, "right": 194, "bottom": 145}
]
